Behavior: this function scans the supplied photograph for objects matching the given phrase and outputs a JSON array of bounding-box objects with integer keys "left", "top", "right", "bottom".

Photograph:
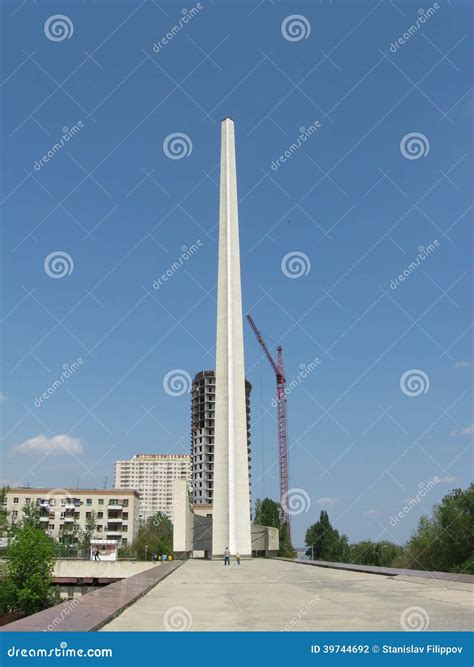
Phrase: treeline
[{"left": 304, "top": 484, "right": 473, "bottom": 575}]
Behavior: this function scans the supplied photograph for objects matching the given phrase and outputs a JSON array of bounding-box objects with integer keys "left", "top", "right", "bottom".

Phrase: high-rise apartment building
[
  {"left": 113, "top": 454, "right": 191, "bottom": 522},
  {"left": 191, "top": 369, "right": 251, "bottom": 506}
]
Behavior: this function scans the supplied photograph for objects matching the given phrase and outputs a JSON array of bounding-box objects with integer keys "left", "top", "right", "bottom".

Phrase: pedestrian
[
  {"left": 236, "top": 552, "right": 241, "bottom": 565},
  {"left": 94, "top": 549, "right": 100, "bottom": 561},
  {"left": 224, "top": 546, "right": 230, "bottom": 566}
]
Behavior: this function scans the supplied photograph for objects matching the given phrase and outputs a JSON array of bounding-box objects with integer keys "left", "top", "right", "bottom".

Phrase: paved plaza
[{"left": 101, "top": 559, "right": 473, "bottom": 631}]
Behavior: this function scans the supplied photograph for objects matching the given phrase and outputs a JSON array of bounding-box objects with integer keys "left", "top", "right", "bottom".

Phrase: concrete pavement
[{"left": 101, "top": 558, "right": 473, "bottom": 631}]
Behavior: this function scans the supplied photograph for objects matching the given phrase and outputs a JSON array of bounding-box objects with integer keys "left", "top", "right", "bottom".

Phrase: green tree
[
  {"left": 1, "top": 508, "right": 56, "bottom": 616},
  {"left": 78, "top": 511, "right": 97, "bottom": 558},
  {"left": 132, "top": 512, "right": 173, "bottom": 560},
  {"left": 305, "top": 510, "right": 349, "bottom": 561},
  {"left": 0, "top": 486, "right": 9, "bottom": 536},
  {"left": 348, "top": 540, "right": 403, "bottom": 567},
  {"left": 254, "top": 497, "right": 296, "bottom": 558},
  {"left": 398, "top": 485, "right": 474, "bottom": 573}
]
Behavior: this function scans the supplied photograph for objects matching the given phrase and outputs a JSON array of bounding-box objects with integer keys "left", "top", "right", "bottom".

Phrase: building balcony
[
  {"left": 64, "top": 517, "right": 75, "bottom": 523},
  {"left": 108, "top": 505, "right": 123, "bottom": 510},
  {"left": 107, "top": 517, "right": 123, "bottom": 523},
  {"left": 39, "top": 516, "right": 49, "bottom": 522}
]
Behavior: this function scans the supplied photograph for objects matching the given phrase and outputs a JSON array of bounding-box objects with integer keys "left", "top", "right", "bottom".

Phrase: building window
[
  {"left": 48, "top": 524, "right": 54, "bottom": 530},
  {"left": 12, "top": 510, "right": 18, "bottom": 518},
  {"left": 86, "top": 499, "right": 92, "bottom": 506},
  {"left": 98, "top": 499, "right": 104, "bottom": 505},
  {"left": 13, "top": 497, "right": 19, "bottom": 504},
  {"left": 98, "top": 512, "right": 103, "bottom": 519},
  {"left": 25, "top": 498, "right": 31, "bottom": 504},
  {"left": 86, "top": 512, "right": 91, "bottom": 519}
]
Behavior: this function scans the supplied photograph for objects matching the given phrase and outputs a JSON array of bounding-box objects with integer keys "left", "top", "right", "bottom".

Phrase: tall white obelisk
[{"left": 212, "top": 118, "right": 252, "bottom": 557}]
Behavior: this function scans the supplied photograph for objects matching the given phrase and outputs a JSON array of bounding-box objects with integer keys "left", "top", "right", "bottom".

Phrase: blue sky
[{"left": 1, "top": 0, "right": 472, "bottom": 547}]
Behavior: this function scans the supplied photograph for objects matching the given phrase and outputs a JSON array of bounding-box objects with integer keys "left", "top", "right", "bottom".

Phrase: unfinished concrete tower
[{"left": 211, "top": 118, "right": 252, "bottom": 557}]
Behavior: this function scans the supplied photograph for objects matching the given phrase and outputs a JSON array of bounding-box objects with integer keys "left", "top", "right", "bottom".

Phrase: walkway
[{"left": 101, "top": 558, "right": 472, "bottom": 631}]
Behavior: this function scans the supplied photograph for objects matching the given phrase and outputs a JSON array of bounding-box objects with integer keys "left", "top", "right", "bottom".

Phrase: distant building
[
  {"left": 113, "top": 454, "right": 191, "bottom": 523},
  {"left": 191, "top": 370, "right": 252, "bottom": 507},
  {"left": 3, "top": 488, "right": 139, "bottom": 547}
]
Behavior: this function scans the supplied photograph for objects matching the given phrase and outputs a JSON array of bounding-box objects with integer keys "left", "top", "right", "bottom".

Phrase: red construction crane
[{"left": 246, "top": 314, "right": 291, "bottom": 537}]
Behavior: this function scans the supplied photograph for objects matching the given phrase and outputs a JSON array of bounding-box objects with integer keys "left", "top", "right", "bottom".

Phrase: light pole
[{"left": 145, "top": 545, "right": 148, "bottom": 561}]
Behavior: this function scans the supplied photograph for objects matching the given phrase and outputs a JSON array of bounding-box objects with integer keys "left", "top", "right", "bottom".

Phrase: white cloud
[
  {"left": 316, "top": 497, "right": 339, "bottom": 505},
  {"left": 461, "top": 423, "right": 474, "bottom": 436},
  {"left": 437, "top": 476, "right": 457, "bottom": 484},
  {"left": 455, "top": 360, "right": 472, "bottom": 368},
  {"left": 364, "top": 509, "right": 379, "bottom": 517},
  {"left": 11, "top": 434, "right": 83, "bottom": 456}
]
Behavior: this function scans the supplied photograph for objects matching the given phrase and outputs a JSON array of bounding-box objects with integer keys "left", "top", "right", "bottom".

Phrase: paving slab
[{"left": 101, "top": 558, "right": 473, "bottom": 632}]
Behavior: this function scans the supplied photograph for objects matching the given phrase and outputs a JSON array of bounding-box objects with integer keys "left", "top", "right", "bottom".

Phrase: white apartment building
[
  {"left": 3, "top": 488, "right": 140, "bottom": 546},
  {"left": 113, "top": 454, "right": 191, "bottom": 523}
]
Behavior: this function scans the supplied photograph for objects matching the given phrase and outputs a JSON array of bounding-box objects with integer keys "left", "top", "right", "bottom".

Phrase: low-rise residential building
[{"left": 3, "top": 488, "right": 140, "bottom": 547}]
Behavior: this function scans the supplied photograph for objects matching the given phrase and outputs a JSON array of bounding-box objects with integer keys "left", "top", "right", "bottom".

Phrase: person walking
[
  {"left": 224, "top": 546, "right": 230, "bottom": 566},
  {"left": 235, "top": 552, "right": 241, "bottom": 565}
]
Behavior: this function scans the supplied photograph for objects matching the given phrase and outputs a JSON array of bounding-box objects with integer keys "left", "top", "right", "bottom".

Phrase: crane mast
[{"left": 246, "top": 314, "right": 291, "bottom": 536}]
